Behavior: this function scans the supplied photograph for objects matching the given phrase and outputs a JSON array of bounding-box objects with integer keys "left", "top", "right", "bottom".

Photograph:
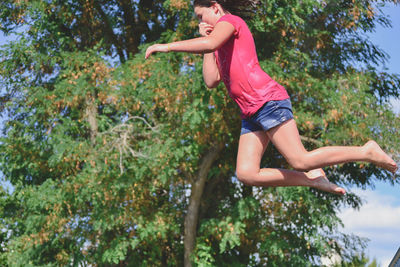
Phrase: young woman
[{"left": 145, "top": 0, "right": 398, "bottom": 195}]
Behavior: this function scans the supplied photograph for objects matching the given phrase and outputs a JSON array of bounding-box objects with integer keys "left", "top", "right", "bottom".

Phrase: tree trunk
[
  {"left": 184, "top": 143, "right": 224, "bottom": 267},
  {"left": 85, "top": 95, "right": 98, "bottom": 145}
]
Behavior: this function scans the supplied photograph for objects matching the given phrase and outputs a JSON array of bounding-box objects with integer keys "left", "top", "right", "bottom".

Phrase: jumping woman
[{"left": 145, "top": 0, "right": 398, "bottom": 194}]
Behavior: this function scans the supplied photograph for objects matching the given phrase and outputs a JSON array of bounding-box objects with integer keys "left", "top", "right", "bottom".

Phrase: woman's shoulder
[{"left": 218, "top": 14, "right": 246, "bottom": 24}]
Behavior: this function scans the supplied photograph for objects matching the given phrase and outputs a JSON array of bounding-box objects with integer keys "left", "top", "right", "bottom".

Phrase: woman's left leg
[
  {"left": 266, "top": 119, "right": 398, "bottom": 173},
  {"left": 236, "top": 130, "right": 346, "bottom": 194}
]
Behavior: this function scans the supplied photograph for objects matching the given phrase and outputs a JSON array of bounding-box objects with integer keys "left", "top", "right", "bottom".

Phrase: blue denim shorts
[{"left": 241, "top": 99, "right": 293, "bottom": 135}]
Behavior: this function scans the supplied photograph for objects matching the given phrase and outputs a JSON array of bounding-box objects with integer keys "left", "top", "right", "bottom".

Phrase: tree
[
  {"left": 334, "top": 253, "right": 380, "bottom": 267},
  {"left": 0, "top": 0, "right": 399, "bottom": 266}
]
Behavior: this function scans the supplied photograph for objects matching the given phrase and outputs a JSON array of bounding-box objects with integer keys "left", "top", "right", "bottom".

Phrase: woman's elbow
[
  {"left": 205, "top": 79, "right": 220, "bottom": 88},
  {"left": 202, "top": 39, "right": 220, "bottom": 53},
  {"left": 204, "top": 72, "right": 221, "bottom": 88}
]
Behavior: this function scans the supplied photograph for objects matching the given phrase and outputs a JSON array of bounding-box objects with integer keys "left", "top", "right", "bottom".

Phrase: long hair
[{"left": 193, "top": 0, "right": 260, "bottom": 20}]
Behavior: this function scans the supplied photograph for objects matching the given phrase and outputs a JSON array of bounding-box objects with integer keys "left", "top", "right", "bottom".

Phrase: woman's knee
[
  {"left": 287, "top": 153, "right": 313, "bottom": 171},
  {"left": 236, "top": 165, "right": 258, "bottom": 185}
]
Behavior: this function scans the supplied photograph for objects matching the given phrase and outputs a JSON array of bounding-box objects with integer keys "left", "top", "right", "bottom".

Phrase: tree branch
[
  {"left": 99, "top": 116, "right": 158, "bottom": 173},
  {"left": 184, "top": 142, "right": 224, "bottom": 267},
  {"left": 85, "top": 95, "right": 98, "bottom": 145},
  {"left": 94, "top": 1, "right": 126, "bottom": 63},
  {"left": 118, "top": 0, "right": 138, "bottom": 57},
  {"left": 300, "top": 135, "right": 324, "bottom": 147}
]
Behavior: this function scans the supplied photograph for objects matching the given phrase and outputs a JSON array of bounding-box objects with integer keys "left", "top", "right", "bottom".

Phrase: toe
[{"left": 334, "top": 186, "right": 346, "bottom": 195}]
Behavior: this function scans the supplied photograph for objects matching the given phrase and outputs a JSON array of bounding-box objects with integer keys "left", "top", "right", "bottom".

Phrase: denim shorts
[{"left": 241, "top": 98, "right": 293, "bottom": 135}]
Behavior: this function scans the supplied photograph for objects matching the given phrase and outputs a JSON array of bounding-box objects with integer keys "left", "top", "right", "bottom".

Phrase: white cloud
[
  {"left": 390, "top": 98, "right": 400, "bottom": 115},
  {"left": 338, "top": 188, "right": 400, "bottom": 266},
  {"left": 340, "top": 191, "right": 400, "bottom": 229}
]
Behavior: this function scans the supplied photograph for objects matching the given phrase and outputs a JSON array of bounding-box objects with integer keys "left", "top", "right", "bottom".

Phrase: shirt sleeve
[{"left": 217, "top": 15, "right": 240, "bottom": 37}]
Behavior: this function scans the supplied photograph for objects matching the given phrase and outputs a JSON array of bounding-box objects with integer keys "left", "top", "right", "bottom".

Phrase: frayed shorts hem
[{"left": 240, "top": 99, "right": 293, "bottom": 135}]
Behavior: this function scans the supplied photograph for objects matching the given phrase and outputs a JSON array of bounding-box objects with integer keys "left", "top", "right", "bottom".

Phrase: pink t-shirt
[{"left": 214, "top": 14, "right": 289, "bottom": 118}]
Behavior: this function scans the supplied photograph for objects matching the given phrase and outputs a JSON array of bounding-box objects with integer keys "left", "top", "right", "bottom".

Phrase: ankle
[
  {"left": 361, "top": 141, "right": 375, "bottom": 162},
  {"left": 305, "top": 169, "right": 325, "bottom": 186}
]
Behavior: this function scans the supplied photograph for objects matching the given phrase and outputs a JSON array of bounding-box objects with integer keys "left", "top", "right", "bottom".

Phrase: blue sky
[{"left": 1, "top": 2, "right": 400, "bottom": 266}]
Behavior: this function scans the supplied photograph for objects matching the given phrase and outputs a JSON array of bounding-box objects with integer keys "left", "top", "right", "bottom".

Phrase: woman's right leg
[
  {"left": 236, "top": 130, "right": 346, "bottom": 194},
  {"left": 266, "top": 119, "right": 398, "bottom": 173}
]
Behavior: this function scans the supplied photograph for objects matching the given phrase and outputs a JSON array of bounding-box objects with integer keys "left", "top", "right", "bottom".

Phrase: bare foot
[
  {"left": 307, "top": 169, "right": 346, "bottom": 195},
  {"left": 363, "top": 141, "right": 398, "bottom": 173}
]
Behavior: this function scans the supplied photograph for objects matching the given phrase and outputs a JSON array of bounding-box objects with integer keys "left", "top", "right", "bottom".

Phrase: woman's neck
[{"left": 216, "top": 5, "right": 230, "bottom": 18}]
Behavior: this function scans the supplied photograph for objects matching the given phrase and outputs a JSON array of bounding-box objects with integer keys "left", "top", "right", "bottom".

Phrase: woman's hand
[
  {"left": 145, "top": 43, "right": 168, "bottom": 59},
  {"left": 199, "top": 22, "right": 214, "bottom": 37}
]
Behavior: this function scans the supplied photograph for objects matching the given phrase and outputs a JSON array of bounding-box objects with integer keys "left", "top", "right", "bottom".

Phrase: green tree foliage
[
  {"left": 335, "top": 253, "right": 380, "bottom": 267},
  {"left": 0, "top": 0, "right": 399, "bottom": 266}
]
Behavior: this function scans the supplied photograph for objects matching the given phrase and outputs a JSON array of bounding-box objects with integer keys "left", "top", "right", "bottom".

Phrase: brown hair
[{"left": 193, "top": 0, "right": 259, "bottom": 20}]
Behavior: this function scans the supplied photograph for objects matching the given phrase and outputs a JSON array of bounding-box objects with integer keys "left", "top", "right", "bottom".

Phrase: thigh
[
  {"left": 237, "top": 130, "right": 270, "bottom": 172},
  {"left": 266, "top": 119, "right": 307, "bottom": 160}
]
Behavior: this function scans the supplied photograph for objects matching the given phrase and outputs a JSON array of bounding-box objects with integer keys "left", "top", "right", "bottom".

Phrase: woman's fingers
[
  {"left": 145, "top": 46, "right": 153, "bottom": 59},
  {"left": 145, "top": 44, "right": 157, "bottom": 59},
  {"left": 199, "top": 22, "right": 214, "bottom": 36},
  {"left": 145, "top": 44, "right": 168, "bottom": 59},
  {"left": 199, "top": 22, "right": 212, "bottom": 27}
]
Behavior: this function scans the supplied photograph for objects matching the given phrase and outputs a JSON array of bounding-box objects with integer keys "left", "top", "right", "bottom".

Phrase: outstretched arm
[{"left": 145, "top": 21, "right": 235, "bottom": 59}]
